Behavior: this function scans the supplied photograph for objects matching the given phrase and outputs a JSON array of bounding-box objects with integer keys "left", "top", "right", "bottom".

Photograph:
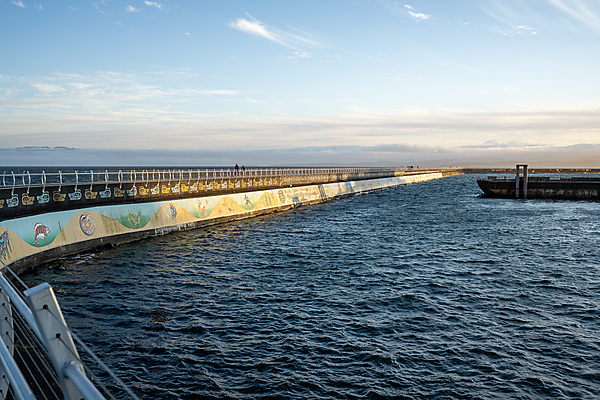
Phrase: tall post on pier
[
  {"left": 515, "top": 165, "right": 520, "bottom": 199},
  {"left": 515, "top": 164, "right": 528, "bottom": 199},
  {"left": 522, "top": 165, "right": 528, "bottom": 199}
]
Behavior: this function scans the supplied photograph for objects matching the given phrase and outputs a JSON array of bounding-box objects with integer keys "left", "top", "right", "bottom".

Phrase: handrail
[
  {"left": 0, "top": 335, "right": 36, "bottom": 400},
  {"left": 0, "top": 260, "right": 140, "bottom": 399},
  {"left": 0, "top": 167, "right": 405, "bottom": 193}
]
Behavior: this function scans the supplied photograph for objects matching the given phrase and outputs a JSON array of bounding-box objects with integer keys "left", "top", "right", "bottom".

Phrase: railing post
[
  {"left": 24, "top": 283, "right": 106, "bottom": 400},
  {"left": 26, "top": 171, "right": 31, "bottom": 194}
]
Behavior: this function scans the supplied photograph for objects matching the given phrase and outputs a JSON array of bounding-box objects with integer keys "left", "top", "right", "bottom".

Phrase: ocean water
[{"left": 24, "top": 175, "right": 600, "bottom": 399}]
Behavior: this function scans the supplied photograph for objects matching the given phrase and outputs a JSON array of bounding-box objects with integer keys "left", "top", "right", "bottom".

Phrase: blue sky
[{"left": 1, "top": 0, "right": 599, "bottom": 166}]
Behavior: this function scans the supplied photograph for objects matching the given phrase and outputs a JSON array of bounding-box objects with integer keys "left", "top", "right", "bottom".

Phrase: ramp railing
[
  {"left": 0, "top": 167, "right": 423, "bottom": 219},
  {"left": 0, "top": 167, "right": 405, "bottom": 190},
  {"left": 0, "top": 262, "right": 140, "bottom": 400}
]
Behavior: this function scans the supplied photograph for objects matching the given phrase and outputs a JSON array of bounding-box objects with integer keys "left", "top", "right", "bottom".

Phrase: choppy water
[{"left": 24, "top": 175, "right": 600, "bottom": 399}]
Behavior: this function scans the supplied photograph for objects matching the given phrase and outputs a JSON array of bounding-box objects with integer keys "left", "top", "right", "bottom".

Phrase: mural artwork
[
  {"left": 0, "top": 231, "right": 12, "bottom": 260},
  {"left": 0, "top": 174, "right": 443, "bottom": 267},
  {"left": 33, "top": 223, "right": 50, "bottom": 245},
  {"left": 79, "top": 214, "right": 96, "bottom": 236}
]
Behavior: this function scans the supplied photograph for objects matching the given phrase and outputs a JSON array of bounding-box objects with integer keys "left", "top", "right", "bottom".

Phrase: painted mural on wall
[
  {"left": 33, "top": 223, "right": 51, "bottom": 245},
  {"left": 0, "top": 173, "right": 443, "bottom": 266},
  {"left": 79, "top": 214, "right": 96, "bottom": 236},
  {"left": 0, "top": 231, "right": 12, "bottom": 260}
]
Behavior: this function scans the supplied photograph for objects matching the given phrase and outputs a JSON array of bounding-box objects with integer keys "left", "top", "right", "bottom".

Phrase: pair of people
[{"left": 234, "top": 164, "right": 246, "bottom": 175}]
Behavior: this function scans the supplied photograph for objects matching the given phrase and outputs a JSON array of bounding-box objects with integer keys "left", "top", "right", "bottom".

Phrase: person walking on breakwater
[{"left": 235, "top": 163, "right": 239, "bottom": 175}]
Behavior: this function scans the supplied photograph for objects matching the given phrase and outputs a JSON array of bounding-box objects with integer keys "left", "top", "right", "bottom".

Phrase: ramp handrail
[{"left": 0, "top": 262, "right": 140, "bottom": 400}]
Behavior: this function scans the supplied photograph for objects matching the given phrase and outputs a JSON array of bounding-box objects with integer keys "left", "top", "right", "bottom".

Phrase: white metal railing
[
  {"left": 0, "top": 167, "right": 404, "bottom": 191},
  {"left": 0, "top": 261, "right": 140, "bottom": 400}
]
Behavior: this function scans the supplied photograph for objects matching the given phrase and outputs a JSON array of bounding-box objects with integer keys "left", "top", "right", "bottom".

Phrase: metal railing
[
  {"left": 0, "top": 167, "right": 404, "bottom": 192},
  {"left": 0, "top": 262, "right": 140, "bottom": 400},
  {"left": 0, "top": 167, "right": 427, "bottom": 216}
]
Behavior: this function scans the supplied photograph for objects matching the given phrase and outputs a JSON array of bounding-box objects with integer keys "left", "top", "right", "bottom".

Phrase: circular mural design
[{"left": 79, "top": 213, "right": 96, "bottom": 236}]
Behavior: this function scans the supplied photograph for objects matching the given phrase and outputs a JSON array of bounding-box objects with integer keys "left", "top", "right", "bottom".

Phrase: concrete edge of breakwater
[{"left": 0, "top": 172, "right": 443, "bottom": 274}]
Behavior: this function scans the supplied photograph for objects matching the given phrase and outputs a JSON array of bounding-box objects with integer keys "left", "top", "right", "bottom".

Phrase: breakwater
[
  {"left": 0, "top": 168, "right": 443, "bottom": 274},
  {"left": 0, "top": 168, "right": 399, "bottom": 220}
]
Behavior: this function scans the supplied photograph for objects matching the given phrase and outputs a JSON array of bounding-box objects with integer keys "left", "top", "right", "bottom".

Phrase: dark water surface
[{"left": 24, "top": 175, "right": 600, "bottom": 399}]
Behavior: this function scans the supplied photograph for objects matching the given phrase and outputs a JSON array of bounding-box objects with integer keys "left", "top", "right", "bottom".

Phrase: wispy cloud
[
  {"left": 125, "top": 5, "right": 139, "bottom": 13},
  {"left": 405, "top": 3, "right": 432, "bottom": 21},
  {"left": 12, "top": 1, "right": 25, "bottom": 8},
  {"left": 288, "top": 51, "right": 312, "bottom": 59},
  {"left": 229, "top": 16, "right": 281, "bottom": 44},
  {"left": 483, "top": 0, "right": 600, "bottom": 33},
  {"left": 228, "top": 14, "right": 322, "bottom": 49},
  {"left": 493, "top": 24, "right": 537, "bottom": 35},
  {"left": 546, "top": 0, "right": 600, "bottom": 31},
  {"left": 199, "top": 90, "right": 237, "bottom": 95},
  {"left": 93, "top": 2, "right": 108, "bottom": 15},
  {"left": 408, "top": 11, "right": 431, "bottom": 21},
  {"left": 0, "top": 71, "right": 239, "bottom": 129},
  {"left": 144, "top": 1, "right": 162, "bottom": 10},
  {"left": 481, "top": 1, "right": 539, "bottom": 35},
  {"left": 458, "top": 140, "right": 546, "bottom": 149},
  {"left": 375, "top": 1, "right": 432, "bottom": 22},
  {"left": 31, "top": 83, "right": 64, "bottom": 93}
]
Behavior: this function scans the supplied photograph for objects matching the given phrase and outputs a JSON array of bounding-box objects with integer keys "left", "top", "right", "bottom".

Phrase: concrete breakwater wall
[{"left": 0, "top": 172, "right": 442, "bottom": 274}]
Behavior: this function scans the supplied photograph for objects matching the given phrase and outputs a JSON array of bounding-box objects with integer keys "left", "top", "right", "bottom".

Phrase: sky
[{"left": 1, "top": 0, "right": 599, "bottom": 167}]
